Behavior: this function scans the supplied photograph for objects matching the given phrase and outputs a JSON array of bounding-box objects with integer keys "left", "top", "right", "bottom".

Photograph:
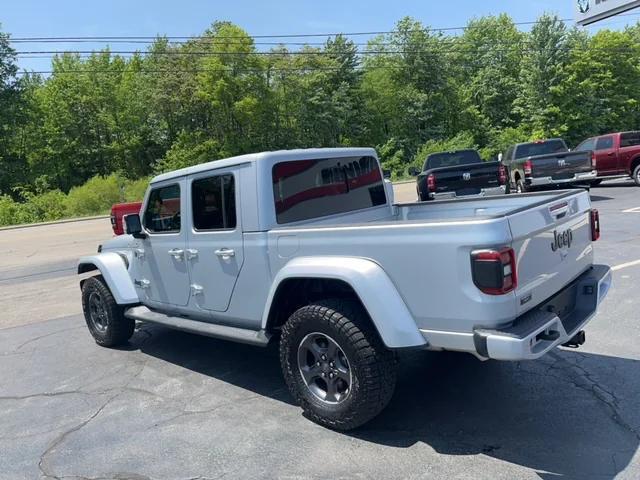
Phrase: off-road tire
[
  {"left": 516, "top": 179, "right": 528, "bottom": 193},
  {"left": 81, "top": 275, "right": 134, "bottom": 347},
  {"left": 280, "top": 298, "right": 397, "bottom": 431},
  {"left": 633, "top": 164, "right": 640, "bottom": 186}
]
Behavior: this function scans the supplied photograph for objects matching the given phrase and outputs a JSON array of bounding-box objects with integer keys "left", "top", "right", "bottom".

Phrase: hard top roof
[{"left": 151, "top": 147, "right": 377, "bottom": 184}]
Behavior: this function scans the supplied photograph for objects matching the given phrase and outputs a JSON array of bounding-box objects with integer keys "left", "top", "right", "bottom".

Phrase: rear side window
[
  {"left": 144, "top": 184, "right": 181, "bottom": 233},
  {"left": 575, "top": 138, "right": 595, "bottom": 152},
  {"left": 192, "top": 174, "right": 236, "bottom": 231},
  {"left": 620, "top": 132, "right": 640, "bottom": 148},
  {"left": 596, "top": 136, "right": 614, "bottom": 150},
  {"left": 515, "top": 140, "right": 567, "bottom": 159},
  {"left": 272, "top": 156, "right": 386, "bottom": 224}
]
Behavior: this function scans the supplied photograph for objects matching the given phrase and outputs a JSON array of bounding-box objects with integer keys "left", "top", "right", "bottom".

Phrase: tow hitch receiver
[{"left": 562, "top": 330, "right": 586, "bottom": 349}]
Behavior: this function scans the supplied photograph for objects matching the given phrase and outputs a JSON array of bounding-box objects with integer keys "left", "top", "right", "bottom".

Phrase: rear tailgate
[
  {"left": 508, "top": 191, "right": 594, "bottom": 316},
  {"left": 431, "top": 162, "right": 502, "bottom": 196},
  {"left": 530, "top": 151, "right": 593, "bottom": 179}
]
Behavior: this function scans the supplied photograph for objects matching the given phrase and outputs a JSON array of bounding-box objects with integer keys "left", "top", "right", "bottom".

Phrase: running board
[{"left": 125, "top": 306, "right": 271, "bottom": 347}]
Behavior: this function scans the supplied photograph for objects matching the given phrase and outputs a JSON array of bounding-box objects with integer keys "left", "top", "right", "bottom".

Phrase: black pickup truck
[
  {"left": 410, "top": 149, "right": 507, "bottom": 201},
  {"left": 502, "top": 139, "right": 597, "bottom": 193}
]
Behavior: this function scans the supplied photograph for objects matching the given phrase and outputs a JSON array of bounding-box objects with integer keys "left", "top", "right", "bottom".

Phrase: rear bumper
[
  {"left": 473, "top": 264, "right": 612, "bottom": 361},
  {"left": 429, "top": 185, "right": 506, "bottom": 200},
  {"left": 527, "top": 170, "right": 598, "bottom": 187}
]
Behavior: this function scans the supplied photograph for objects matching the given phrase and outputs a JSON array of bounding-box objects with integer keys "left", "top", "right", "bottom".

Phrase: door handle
[
  {"left": 214, "top": 248, "right": 235, "bottom": 259},
  {"left": 185, "top": 249, "right": 199, "bottom": 260},
  {"left": 168, "top": 248, "right": 185, "bottom": 260},
  {"left": 608, "top": 152, "right": 615, "bottom": 156}
]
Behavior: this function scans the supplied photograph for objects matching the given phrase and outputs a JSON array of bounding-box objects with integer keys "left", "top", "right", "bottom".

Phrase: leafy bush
[
  {"left": 124, "top": 177, "right": 150, "bottom": 202},
  {"left": 0, "top": 195, "right": 20, "bottom": 226},
  {"left": 64, "top": 174, "right": 123, "bottom": 217}
]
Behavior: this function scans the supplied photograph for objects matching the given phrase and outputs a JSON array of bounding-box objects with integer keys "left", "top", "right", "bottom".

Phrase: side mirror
[
  {"left": 125, "top": 214, "right": 146, "bottom": 239},
  {"left": 382, "top": 169, "right": 392, "bottom": 179},
  {"left": 408, "top": 166, "right": 419, "bottom": 177}
]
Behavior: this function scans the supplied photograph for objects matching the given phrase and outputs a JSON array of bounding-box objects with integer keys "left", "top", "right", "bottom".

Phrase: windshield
[
  {"left": 423, "top": 150, "right": 481, "bottom": 170},
  {"left": 515, "top": 140, "right": 567, "bottom": 159}
]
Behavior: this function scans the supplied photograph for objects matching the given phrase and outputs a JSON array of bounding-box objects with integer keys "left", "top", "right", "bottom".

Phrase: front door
[
  {"left": 186, "top": 170, "right": 244, "bottom": 312},
  {"left": 135, "top": 179, "right": 191, "bottom": 307}
]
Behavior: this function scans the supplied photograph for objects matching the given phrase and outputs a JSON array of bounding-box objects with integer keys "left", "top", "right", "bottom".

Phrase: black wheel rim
[
  {"left": 297, "top": 332, "right": 352, "bottom": 404},
  {"left": 88, "top": 291, "right": 108, "bottom": 333}
]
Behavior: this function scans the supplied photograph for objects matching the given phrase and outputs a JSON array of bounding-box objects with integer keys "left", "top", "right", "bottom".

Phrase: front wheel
[
  {"left": 81, "top": 275, "right": 135, "bottom": 347},
  {"left": 516, "top": 180, "right": 527, "bottom": 193},
  {"left": 280, "top": 299, "right": 397, "bottom": 431},
  {"left": 633, "top": 164, "right": 640, "bottom": 186}
]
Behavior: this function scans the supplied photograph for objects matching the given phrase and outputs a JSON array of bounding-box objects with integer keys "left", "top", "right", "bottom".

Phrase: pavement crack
[
  {"left": 38, "top": 392, "right": 120, "bottom": 480},
  {"left": 549, "top": 351, "right": 640, "bottom": 441},
  {"left": 0, "top": 390, "right": 91, "bottom": 401},
  {"left": 13, "top": 326, "right": 83, "bottom": 352}
]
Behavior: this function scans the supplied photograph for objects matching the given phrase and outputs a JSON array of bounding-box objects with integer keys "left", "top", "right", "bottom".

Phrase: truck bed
[{"left": 269, "top": 189, "right": 593, "bottom": 342}]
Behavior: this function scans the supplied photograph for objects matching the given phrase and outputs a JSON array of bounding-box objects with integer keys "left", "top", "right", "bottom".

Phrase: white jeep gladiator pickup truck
[{"left": 78, "top": 148, "right": 611, "bottom": 430}]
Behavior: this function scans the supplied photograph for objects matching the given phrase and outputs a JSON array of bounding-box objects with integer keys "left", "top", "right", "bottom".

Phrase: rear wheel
[
  {"left": 81, "top": 275, "right": 135, "bottom": 347},
  {"left": 280, "top": 298, "right": 397, "bottom": 431},
  {"left": 633, "top": 164, "right": 640, "bottom": 186}
]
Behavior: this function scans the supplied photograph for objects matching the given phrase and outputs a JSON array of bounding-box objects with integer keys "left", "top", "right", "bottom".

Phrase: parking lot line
[
  {"left": 622, "top": 206, "right": 640, "bottom": 213},
  {"left": 612, "top": 259, "right": 640, "bottom": 272}
]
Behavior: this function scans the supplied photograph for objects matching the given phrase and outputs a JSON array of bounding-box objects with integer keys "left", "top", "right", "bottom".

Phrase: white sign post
[{"left": 575, "top": 0, "right": 640, "bottom": 26}]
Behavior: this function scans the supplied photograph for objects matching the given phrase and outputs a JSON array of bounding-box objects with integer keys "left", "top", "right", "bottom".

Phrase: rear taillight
[
  {"left": 590, "top": 209, "right": 600, "bottom": 241},
  {"left": 498, "top": 165, "right": 507, "bottom": 185},
  {"left": 591, "top": 151, "right": 597, "bottom": 169},
  {"left": 471, "top": 247, "right": 517, "bottom": 295},
  {"left": 427, "top": 173, "right": 436, "bottom": 193},
  {"left": 524, "top": 160, "right": 533, "bottom": 176}
]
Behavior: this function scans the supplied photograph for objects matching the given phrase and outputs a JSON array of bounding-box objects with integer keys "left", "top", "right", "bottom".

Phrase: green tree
[{"left": 515, "top": 14, "right": 570, "bottom": 138}]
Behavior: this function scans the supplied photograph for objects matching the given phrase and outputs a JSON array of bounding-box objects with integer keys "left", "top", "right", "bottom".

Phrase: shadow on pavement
[
  {"left": 590, "top": 195, "right": 614, "bottom": 202},
  {"left": 132, "top": 326, "right": 639, "bottom": 479}
]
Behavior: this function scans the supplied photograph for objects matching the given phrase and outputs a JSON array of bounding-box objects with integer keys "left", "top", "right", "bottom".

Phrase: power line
[{"left": 8, "top": 17, "right": 578, "bottom": 44}]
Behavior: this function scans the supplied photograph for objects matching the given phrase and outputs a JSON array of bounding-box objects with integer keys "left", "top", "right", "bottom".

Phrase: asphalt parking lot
[{"left": 1, "top": 180, "right": 639, "bottom": 480}]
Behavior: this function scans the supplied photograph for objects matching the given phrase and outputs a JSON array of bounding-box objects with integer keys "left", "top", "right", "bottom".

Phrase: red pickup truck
[
  {"left": 575, "top": 131, "right": 640, "bottom": 186},
  {"left": 110, "top": 201, "right": 142, "bottom": 235}
]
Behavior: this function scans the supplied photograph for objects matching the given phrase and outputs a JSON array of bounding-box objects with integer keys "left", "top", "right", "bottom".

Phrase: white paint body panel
[
  {"left": 262, "top": 257, "right": 426, "bottom": 349},
  {"left": 82, "top": 148, "right": 610, "bottom": 357},
  {"left": 78, "top": 252, "right": 139, "bottom": 305}
]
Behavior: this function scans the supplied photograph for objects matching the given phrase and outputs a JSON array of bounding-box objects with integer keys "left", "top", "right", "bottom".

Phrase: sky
[{"left": 2, "top": 0, "right": 640, "bottom": 72}]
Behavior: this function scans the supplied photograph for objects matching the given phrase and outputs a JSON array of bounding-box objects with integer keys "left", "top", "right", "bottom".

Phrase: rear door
[
  {"left": 186, "top": 169, "right": 244, "bottom": 312},
  {"left": 594, "top": 136, "right": 617, "bottom": 174},
  {"left": 618, "top": 132, "right": 640, "bottom": 174},
  {"left": 136, "top": 180, "right": 191, "bottom": 306},
  {"left": 507, "top": 192, "right": 594, "bottom": 316}
]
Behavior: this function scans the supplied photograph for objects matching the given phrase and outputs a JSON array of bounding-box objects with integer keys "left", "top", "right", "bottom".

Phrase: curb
[
  {"left": 0, "top": 215, "right": 110, "bottom": 232},
  {"left": 392, "top": 180, "right": 416, "bottom": 185}
]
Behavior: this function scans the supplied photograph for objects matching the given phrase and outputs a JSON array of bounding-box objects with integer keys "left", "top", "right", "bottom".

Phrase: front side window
[
  {"left": 143, "top": 184, "right": 181, "bottom": 233},
  {"left": 192, "top": 174, "right": 236, "bottom": 230},
  {"left": 576, "top": 138, "right": 595, "bottom": 152},
  {"left": 272, "top": 156, "right": 386, "bottom": 224},
  {"left": 596, "top": 136, "right": 614, "bottom": 150}
]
